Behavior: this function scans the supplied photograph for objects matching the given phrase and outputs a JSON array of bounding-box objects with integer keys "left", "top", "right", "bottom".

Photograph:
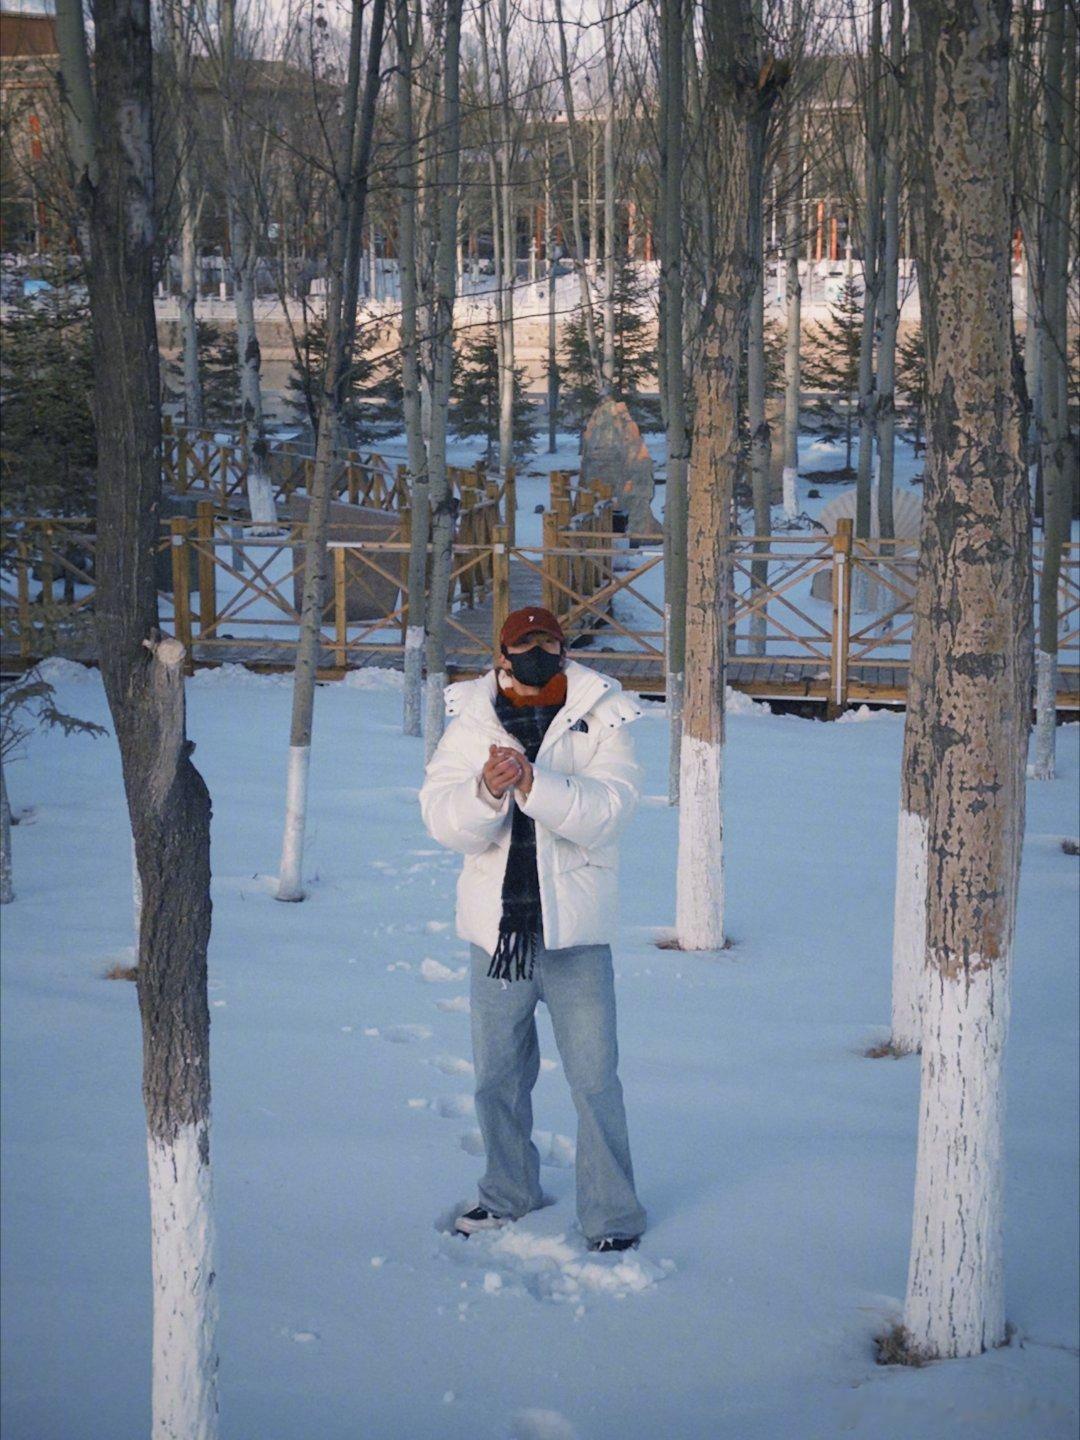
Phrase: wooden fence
[
  {"left": 160, "top": 418, "right": 518, "bottom": 525},
  {"left": 2, "top": 505, "right": 1077, "bottom": 712}
]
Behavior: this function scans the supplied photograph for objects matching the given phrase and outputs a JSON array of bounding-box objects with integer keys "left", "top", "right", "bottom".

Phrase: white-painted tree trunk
[
  {"left": 404, "top": 625, "right": 425, "bottom": 739},
  {"left": 904, "top": 961, "right": 1008, "bottom": 1356},
  {"left": 147, "top": 1123, "right": 219, "bottom": 1438},
  {"left": 277, "top": 744, "right": 310, "bottom": 901},
  {"left": 675, "top": 735, "right": 724, "bottom": 949},
  {"left": 1031, "top": 649, "right": 1057, "bottom": 780},
  {"left": 424, "top": 671, "right": 447, "bottom": 765},
  {"left": 890, "top": 807, "right": 927, "bottom": 1052},
  {"left": 781, "top": 466, "right": 798, "bottom": 518}
]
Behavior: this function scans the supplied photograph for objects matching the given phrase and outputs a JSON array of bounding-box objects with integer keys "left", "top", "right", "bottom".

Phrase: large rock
[{"left": 580, "top": 398, "right": 661, "bottom": 539}]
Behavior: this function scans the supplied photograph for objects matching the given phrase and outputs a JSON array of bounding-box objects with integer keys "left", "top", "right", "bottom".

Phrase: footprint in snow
[
  {"left": 509, "top": 1410, "right": 580, "bottom": 1440},
  {"left": 421, "top": 958, "right": 467, "bottom": 983},
  {"left": 431, "top": 1055, "right": 475, "bottom": 1077},
  {"left": 437, "top": 995, "right": 470, "bottom": 1014},
  {"left": 431, "top": 1094, "right": 475, "bottom": 1119},
  {"left": 444, "top": 1226, "right": 674, "bottom": 1306},
  {"left": 365, "top": 1024, "right": 433, "bottom": 1044}
]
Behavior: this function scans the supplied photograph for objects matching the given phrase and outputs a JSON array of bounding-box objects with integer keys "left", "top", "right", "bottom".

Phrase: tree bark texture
[
  {"left": 280, "top": 0, "right": 386, "bottom": 897},
  {"left": 55, "top": 0, "right": 219, "bottom": 1428},
  {"left": 397, "top": 0, "right": 428, "bottom": 738},
  {"left": 902, "top": 0, "right": 1031, "bottom": 1360},
  {"left": 423, "top": 0, "right": 464, "bottom": 761},
  {"left": 676, "top": 0, "right": 781, "bottom": 949},
  {"left": 781, "top": 108, "right": 802, "bottom": 521},
  {"left": 875, "top": 0, "right": 903, "bottom": 543},
  {"left": 1033, "top": 0, "right": 1074, "bottom": 780},
  {"left": 220, "top": 0, "right": 276, "bottom": 529},
  {"left": 660, "top": 0, "right": 689, "bottom": 802},
  {"left": 855, "top": 0, "right": 885, "bottom": 552}
]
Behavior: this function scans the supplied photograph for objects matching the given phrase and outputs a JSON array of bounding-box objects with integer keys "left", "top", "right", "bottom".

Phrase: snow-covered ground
[{"left": 1, "top": 658, "right": 1077, "bottom": 1440}]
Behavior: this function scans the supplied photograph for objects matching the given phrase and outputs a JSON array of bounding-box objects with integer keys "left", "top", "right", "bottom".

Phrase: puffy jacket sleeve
[
  {"left": 518, "top": 719, "right": 642, "bottom": 848},
  {"left": 419, "top": 715, "right": 512, "bottom": 855}
]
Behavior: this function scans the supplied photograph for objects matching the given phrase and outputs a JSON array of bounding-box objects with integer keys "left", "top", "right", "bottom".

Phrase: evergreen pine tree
[
  {"left": 449, "top": 322, "right": 535, "bottom": 462},
  {"left": 802, "top": 273, "right": 863, "bottom": 473},
  {"left": 197, "top": 321, "right": 240, "bottom": 427},
  {"left": 896, "top": 322, "right": 927, "bottom": 455},
  {"left": 560, "top": 259, "right": 659, "bottom": 433},
  {"left": 285, "top": 314, "right": 401, "bottom": 447},
  {"left": 0, "top": 262, "right": 96, "bottom": 517}
]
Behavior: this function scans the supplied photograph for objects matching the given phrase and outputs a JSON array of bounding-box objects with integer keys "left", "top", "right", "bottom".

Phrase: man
[{"left": 419, "top": 606, "right": 647, "bottom": 1253}]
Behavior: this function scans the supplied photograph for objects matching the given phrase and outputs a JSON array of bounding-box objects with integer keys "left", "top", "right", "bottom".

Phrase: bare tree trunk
[
  {"left": 660, "top": 0, "right": 689, "bottom": 802},
  {"left": 747, "top": 107, "right": 771, "bottom": 655},
  {"left": 902, "top": 0, "right": 1031, "bottom": 1358},
  {"left": 423, "top": 0, "right": 464, "bottom": 761},
  {"left": 545, "top": 134, "right": 558, "bottom": 453},
  {"left": 1033, "top": 0, "right": 1074, "bottom": 781},
  {"left": 56, "top": 0, "right": 219, "bottom": 1428},
  {"left": 676, "top": 0, "right": 783, "bottom": 948},
  {"left": 875, "top": 0, "right": 903, "bottom": 544},
  {"left": 165, "top": 0, "right": 203, "bottom": 427},
  {"left": 279, "top": 0, "right": 387, "bottom": 899},
  {"left": 220, "top": 0, "right": 276, "bottom": 530},
  {"left": 497, "top": 0, "right": 516, "bottom": 473},
  {"left": 601, "top": 0, "right": 616, "bottom": 394},
  {"left": 781, "top": 109, "right": 802, "bottom": 521},
  {"left": 855, "top": 0, "right": 884, "bottom": 564},
  {"left": 397, "top": 0, "right": 428, "bottom": 737},
  {"left": 553, "top": 0, "right": 603, "bottom": 391}
]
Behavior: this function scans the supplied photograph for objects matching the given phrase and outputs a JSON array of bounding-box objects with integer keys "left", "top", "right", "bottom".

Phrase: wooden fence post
[
  {"left": 554, "top": 490, "right": 572, "bottom": 616},
  {"left": 40, "top": 523, "right": 54, "bottom": 608},
  {"left": 333, "top": 545, "right": 348, "bottom": 670},
  {"left": 542, "top": 509, "right": 559, "bottom": 614},
  {"left": 170, "top": 516, "right": 194, "bottom": 673},
  {"left": 16, "top": 538, "right": 31, "bottom": 659},
  {"left": 828, "top": 518, "right": 853, "bottom": 718},
  {"left": 396, "top": 464, "right": 408, "bottom": 511},
  {"left": 504, "top": 464, "right": 517, "bottom": 546},
  {"left": 492, "top": 524, "right": 511, "bottom": 654},
  {"left": 460, "top": 479, "right": 477, "bottom": 608},
  {"left": 196, "top": 500, "right": 217, "bottom": 639}
]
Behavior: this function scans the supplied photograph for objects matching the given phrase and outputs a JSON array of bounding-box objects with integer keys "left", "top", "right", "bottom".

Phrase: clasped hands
[{"left": 482, "top": 743, "right": 534, "bottom": 800}]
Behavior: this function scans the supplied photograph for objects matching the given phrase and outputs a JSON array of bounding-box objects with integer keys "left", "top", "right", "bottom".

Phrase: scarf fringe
[{"left": 488, "top": 927, "right": 538, "bottom": 982}]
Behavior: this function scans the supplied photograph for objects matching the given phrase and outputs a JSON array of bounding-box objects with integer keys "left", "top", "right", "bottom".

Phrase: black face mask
[{"left": 504, "top": 643, "right": 563, "bottom": 688}]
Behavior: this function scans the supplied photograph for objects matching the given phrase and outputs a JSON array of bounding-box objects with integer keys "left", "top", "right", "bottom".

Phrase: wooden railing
[{"left": 3, "top": 509, "right": 1076, "bottom": 711}]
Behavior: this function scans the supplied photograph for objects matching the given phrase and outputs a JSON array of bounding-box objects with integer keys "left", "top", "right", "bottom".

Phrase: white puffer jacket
[{"left": 419, "top": 659, "right": 645, "bottom": 956}]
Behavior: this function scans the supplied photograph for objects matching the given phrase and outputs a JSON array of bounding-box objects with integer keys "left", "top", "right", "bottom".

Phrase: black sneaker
[
  {"left": 454, "top": 1205, "right": 509, "bottom": 1236},
  {"left": 587, "top": 1235, "right": 640, "bottom": 1254}
]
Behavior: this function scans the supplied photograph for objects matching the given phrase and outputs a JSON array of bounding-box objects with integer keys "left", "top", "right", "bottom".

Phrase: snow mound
[
  {"left": 448, "top": 1225, "right": 672, "bottom": 1304},
  {"left": 421, "top": 958, "right": 467, "bottom": 983},
  {"left": 35, "top": 657, "right": 100, "bottom": 687},
  {"left": 436, "top": 994, "right": 471, "bottom": 1014},
  {"left": 342, "top": 667, "right": 405, "bottom": 692},
  {"left": 836, "top": 704, "right": 900, "bottom": 724},
  {"left": 725, "top": 685, "right": 772, "bottom": 717},
  {"left": 509, "top": 1409, "right": 580, "bottom": 1440},
  {"left": 187, "top": 662, "right": 291, "bottom": 687}
]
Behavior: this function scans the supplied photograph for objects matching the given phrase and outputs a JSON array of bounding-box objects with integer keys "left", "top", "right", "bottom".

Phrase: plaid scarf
[{"left": 488, "top": 675, "right": 567, "bottom": 981}]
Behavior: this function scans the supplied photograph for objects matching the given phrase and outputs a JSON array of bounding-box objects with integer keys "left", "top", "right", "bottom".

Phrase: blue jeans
[{"left": 469, "top": 939, "right": 646, "bottom": 1244}]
